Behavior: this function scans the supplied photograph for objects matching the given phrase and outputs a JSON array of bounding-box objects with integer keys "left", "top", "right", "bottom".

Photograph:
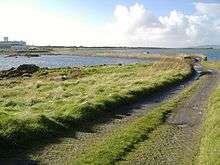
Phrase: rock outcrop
[{"left": 0, "top": 64, "right": 40, "bottom": 79}]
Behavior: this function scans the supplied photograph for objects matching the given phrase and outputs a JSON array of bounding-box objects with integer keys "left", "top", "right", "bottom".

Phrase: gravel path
[{"left": 120, "top": 70, "right": 219, "bottom": 165}]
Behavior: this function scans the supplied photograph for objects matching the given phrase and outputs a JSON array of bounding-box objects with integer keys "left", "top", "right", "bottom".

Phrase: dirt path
[{"left": 120, "top": 70, "right": 219, "bottom": 165}]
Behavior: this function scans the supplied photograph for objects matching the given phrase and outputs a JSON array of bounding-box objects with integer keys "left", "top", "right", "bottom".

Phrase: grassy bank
[
  {"left": 0, "top": 58, "right": 192, "bottom": 146},
  {"left": 196, "top": 62, "right": 220, "bottom": 164},
  {"left": 68, "top": 73, "right": 200, "bottom": 165}
]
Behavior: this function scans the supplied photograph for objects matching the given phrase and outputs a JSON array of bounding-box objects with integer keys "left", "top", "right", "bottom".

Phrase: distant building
[
  {"left": 4, "top": 37, "right": 8, "bottom": 42},
  {"left": 0, "top": 37, "right": 28, "bottom": 51}
]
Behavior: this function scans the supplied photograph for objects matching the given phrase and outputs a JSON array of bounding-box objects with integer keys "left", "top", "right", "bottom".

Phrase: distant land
[
  {"left": 35, "top": 45, "right": 220, "bottom": 49},
  {"left": 190, "top": 45, "right": 220, "bottom": 49}
]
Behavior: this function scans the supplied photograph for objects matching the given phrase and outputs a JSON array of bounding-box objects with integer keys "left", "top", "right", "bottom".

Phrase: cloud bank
[
  {"left": 102, "top": 2, "right": 220, "bottom": 47},
  {"left": 0, "top": 2, "right": 220, "bottom": 47}
]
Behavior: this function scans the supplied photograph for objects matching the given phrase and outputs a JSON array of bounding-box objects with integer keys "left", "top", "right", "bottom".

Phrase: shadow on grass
[{"left": 0, "top": 72, "right": 196, "bottom": 164}]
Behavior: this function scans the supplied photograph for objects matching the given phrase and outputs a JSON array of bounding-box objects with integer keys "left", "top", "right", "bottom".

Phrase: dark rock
[
  {"left": 184, "top": 56, "right": 192, "bottom": 60},
  {"left": 26, "top": 54, "right": 40, "bottom": 57},
  {"left": 0, "top": 64, "right": 40, "bottom": 79},
  {"left": 17, "top": 64, "right": 40, "bottom": 74}
]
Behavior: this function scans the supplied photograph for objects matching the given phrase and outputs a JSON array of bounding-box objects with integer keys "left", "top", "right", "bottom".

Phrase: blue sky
[
  {"left": 37, "top": 0, "right": 220, "bottom": 23},
  {"left": 0, "top": 0, "right": 220, "bottom": 47}
]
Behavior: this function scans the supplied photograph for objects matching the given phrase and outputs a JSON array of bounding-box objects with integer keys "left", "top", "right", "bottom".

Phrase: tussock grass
[
  {"left": 68, "top": 74, "right": 199, "bottom": 165},
  {"left": 0, "top": 58, "right": 192, "bottom": 145}
]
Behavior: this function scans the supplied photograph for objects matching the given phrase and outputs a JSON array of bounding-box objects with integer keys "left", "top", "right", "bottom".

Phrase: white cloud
[
  {"left": 0, "top": 2, "right": 220, "bottom": 47},
  {"left": 102, "top": 3, "right": 220, "bottom": 47},
  {"left": 195, "top": 2, "right": 220, "bottom": 17}
]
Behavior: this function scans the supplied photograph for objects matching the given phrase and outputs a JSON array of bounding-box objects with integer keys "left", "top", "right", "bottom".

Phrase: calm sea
[
  {"left": 0, "top": 48, "right": 219, "bottom": 70},
  {"left": 0, "top": 55, "right": 149, "bottom": 70}
]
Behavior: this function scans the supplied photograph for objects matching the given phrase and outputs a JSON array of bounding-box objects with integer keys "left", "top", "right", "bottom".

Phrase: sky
[{"left": 0, "top": 0, "right": 220, "bottom": 47}]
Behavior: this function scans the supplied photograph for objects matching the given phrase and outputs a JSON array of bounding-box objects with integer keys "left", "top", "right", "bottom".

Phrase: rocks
[
  {"left": 0, "top": 64, "right": 40, "bottom": 78},
  {"left": 5, "top": 53, "right": 41, "bottom": 58},
  {"left": 17, "top": 64, "right": 40, "bottom": 73},
  {"left": 61, "top": 75, "right": 68, "bottom": 81}
]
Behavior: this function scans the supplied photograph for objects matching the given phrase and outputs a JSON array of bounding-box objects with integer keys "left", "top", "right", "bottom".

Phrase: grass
[
  {"left": 67, "top": 72, "right": 200, "bottom": 165},
  {"left": 202, "top": 61, "right": 220, "bottom": 70},
  {"left": 51, "top": 47, "right": 165, "bottom": 59},
  {"left": 196, "top": 62, "right": 220, "bottom": 165},
  {"left": 0, "top": 58, "right": 192, "bottom": 146},
  {"left": 51, "top": 47, "right": 207, "bottom": 61}
]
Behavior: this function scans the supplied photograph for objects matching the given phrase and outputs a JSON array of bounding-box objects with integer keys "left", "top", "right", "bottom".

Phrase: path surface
[{"left": 120, "top": 70, "right": 219, "bottom": 165}]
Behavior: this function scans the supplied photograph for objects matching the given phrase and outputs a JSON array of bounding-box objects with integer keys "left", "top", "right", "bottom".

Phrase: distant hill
[{"left": 191, "top": 45, "right": 220, "bottom": 49}]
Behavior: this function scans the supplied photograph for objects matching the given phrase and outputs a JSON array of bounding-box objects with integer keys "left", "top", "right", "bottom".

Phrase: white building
[{"left": 0, "top": 37, "right": 28, "bottom": 51}]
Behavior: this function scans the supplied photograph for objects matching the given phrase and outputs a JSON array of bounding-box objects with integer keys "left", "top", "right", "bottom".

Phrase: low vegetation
[
  {"left": 50, "top": 47, "right": 207, "bottom": 60},
  {"left": 51, "top": 47, "right": 165, "bottom": 59},
  {"left": 68, "top": 74, "right": 200, "bottom": 165},
  {"left": 0, "top": 58, "right": 192, "bottom": 146},
  {"left": 196, "top": 62, "right": 220, "bottom": 164}
]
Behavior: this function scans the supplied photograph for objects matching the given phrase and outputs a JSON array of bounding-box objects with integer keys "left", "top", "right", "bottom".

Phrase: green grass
[
  {"left": 51, "top": 47, "right": 165, "bottom": 59},
  {"left": 51, "top": 47, "right": 207, "bottom": 61},
  {"left": 68, "top": 73, "right": 200, "bottom": 165},
  {"left": 0, "top": 58, "right": 192, "bottom": 146},
  {"left": 202, "top": 61, "right": 220, "bottom": 70},
  {"left": 196, "top": 62, "right": 220, "bottom": 165}
]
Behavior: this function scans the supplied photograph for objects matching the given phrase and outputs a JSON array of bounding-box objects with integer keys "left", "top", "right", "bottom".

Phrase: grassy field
[
  {"left": 0, "top": 58, "right": 192, "bottom": 147},
  {"left": 196, "top": 62, "right": 220, "bottom": 164},
  {"left": 67, "top": 73, "right": 201, "bottom": 165}
]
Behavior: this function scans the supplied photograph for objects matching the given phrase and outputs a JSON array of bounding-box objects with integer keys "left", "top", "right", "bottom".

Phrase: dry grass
[{"left": 0, "top": 58, "right": 192, "bottom": 145}]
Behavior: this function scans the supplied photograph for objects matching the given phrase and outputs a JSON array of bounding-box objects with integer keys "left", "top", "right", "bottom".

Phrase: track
[{"left": 119, "top": 69, "right": 219, "bottom": 164}]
